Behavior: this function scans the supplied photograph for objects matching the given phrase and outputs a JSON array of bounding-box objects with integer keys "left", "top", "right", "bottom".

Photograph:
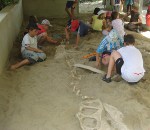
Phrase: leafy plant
[{"left": 0, "top": 0, "right": 19, "bottom": 11}]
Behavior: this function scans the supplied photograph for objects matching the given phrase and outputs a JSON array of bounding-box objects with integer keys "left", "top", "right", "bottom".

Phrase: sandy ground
[{"left": 0, "top": 11, "right": 150, "bottom": 130}]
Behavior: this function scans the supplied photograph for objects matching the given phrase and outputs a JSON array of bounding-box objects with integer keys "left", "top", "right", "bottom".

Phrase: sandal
[{"left": 102, "top": 74, "right": 111, "bottom": 83}]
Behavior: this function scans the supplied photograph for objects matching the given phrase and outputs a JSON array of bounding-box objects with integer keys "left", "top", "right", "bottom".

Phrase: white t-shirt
[
  {"left": 21, "top": 34, "right": 37, "bottom": 53},
  {"left": 117, "top": 46, "right": 145, "bottom": 82},
  {"left": 112, "top": 19, "right": 125, "bottom": 38}
]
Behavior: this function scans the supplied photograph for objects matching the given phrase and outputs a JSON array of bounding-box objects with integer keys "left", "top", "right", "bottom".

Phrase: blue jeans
[{"left": 22, "top": 50, "right": 46, "bottom": 64}]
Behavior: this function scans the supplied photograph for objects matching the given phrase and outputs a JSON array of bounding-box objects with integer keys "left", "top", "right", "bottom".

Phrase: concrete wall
[
  {"left": 0, "top": 0, "right": 23, "bottom": 74},
  {"left": 23, "top": 0, "right": 79, "bottom": 18}
]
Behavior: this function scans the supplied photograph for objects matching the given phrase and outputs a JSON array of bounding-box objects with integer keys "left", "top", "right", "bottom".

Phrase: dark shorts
[
  {"left": 66, "top": 1, "right": 74, "bottom": 9},
  {"left": 115, "top": 58, "right": 124, "bottom": 75},
  {"left": 78, "top": 21, "right": 89, "bottom": 37}
]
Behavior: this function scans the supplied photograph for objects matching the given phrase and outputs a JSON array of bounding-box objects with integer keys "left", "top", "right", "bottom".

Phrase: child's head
[
  {"left": 29, "top": 16, "right": 38, "bottom": 24},
  {"left": 41, "top": 19, "right": 52, "bottom": 30},
  {"left": 93, "top": 8, "right": 100, "bottom": 15},
  {"left": 28, "top": 23, "right": 40, "bottom": 37},
  {"left": 98, "top": 13, "right": 106, "bottom": 20},
  {"left": 98, "top": 10, "right": 106, "bottom": 19},
  {"left": 132, "top": 4, "right": 139, "bottom": 12},
  {"left": 111, "top": 11, "right": 119, "bottom": 21},
  {"left": 124, "top": 34, "right": 135, "bottom": 45}
]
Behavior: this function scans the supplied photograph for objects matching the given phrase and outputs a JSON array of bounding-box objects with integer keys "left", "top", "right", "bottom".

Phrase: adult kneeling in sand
[
  {"left": 11, "top": 23, "right": 46, "bottom": 70},
  {"left": 103, "top": 34, "right": 145, "bottom": 83}
]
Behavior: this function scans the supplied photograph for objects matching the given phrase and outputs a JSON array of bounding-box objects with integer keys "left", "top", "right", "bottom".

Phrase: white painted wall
[
  {"left": 23, "top": 0, "right": 79, "bottom": 18},
  {"left": 0, "top": 0, "right": 23, "bottom": 74}
]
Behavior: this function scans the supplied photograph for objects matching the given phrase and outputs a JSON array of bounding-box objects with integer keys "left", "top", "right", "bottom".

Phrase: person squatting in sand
[{"left": 102, "top": 34, "right": 145, "bottom": 84}]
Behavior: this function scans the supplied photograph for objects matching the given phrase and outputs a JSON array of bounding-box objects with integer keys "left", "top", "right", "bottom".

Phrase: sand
[{"left": 0, "top": 9, "right": 150, "bottom": 130}]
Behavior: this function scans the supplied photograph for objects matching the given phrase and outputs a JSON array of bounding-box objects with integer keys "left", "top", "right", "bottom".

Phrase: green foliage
[{"left": 0, "top": 0, "right": 19, "bottom": 11}]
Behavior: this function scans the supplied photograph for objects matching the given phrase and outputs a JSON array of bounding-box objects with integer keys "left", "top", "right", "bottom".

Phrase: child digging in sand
[
  {"left": 11, "top": 24, "right": 46, "bottom": 70},
  {"left": 95, "top": 29, "right": 124, "bottom": 68},
  {"left": 102, "top": 34, "right": 145, "bottom": 84},
  {"left": 37, "top": 19, "right": 58, "bottom": 45},
  {"left": 65, "top": 19, "right": 89, "bottom": 49}
]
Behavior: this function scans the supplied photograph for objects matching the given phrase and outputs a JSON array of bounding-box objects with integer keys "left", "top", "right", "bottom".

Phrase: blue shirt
[{"left": 96, "top": 29, "right": 124, "bottom": 53}]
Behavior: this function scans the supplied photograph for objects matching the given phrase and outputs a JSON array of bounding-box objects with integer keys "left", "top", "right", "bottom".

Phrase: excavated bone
[
  {"left": 73, "top": 85, "right": 76, "bottom": 92},
  {"left": 55, "top": 45, "right": 67, "bottom": 59},
  {"left": 77, "top": 99, "right": 103, "bottom": 130},
  {"left": 74, "top": 64, "right": 105, "bottom": 74},
  {"left": 66, "top": 60, "right": 72, "bottom": 68},
  {"left": 103, "top": 103, "right": 129, "bottom": 130},
  {"left": 77, "top": 99, "right": 129, "bottom": 130},
  {"left": 81, "top": 96, "right": 94, "bottom": 100},
  {"left": 74, "top": 64, "right": 118, "bottom": 80}
]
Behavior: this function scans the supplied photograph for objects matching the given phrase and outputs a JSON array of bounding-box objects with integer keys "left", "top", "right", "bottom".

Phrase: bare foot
[{"left": 73, "top": 45, "right": 78, "bottom": 50}]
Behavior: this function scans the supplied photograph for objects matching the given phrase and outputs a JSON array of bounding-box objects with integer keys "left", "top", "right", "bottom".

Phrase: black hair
[
  {"left": 26, "top": 23, "right": 40, "bottom": 31},
  {"left": 124, "top": 34, "right": 135, "bottom": 45},
  {"left": 111, "top": 11, "right": 119, "bottom": 21},
  {"left": 29, "top": 16, "right": 38, "bottom": 25},
  {"left": 93, "top": 8, "right": 100, "bottom": 15}
]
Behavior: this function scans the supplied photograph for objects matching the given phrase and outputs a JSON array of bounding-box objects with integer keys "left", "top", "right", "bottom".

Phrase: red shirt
[
  {"left": 37, "top": 24, "right": 46, "bottom": 35},
  {"left": 146, "top": 13, "right": 150, "bottom": 26}
]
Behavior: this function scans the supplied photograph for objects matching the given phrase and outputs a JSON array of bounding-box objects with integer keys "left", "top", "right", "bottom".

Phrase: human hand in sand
[
  {"left": 95, "top": 53, "right": 101, "bottom": 68},
  {"left": 73, "top": 44, "right": 78, "bottom": 49},
  {"left": 10, "top": 65, "right": 17, "bottom": 70},
  {"left": 95, "top": 61, "right": 100, "bottom": 69},
  {"left": 37, "top": 49, "right": 43, "bottom": 53}
]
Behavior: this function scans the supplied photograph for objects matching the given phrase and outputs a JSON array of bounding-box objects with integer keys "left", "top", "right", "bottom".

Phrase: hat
[
  {"left": 98, "top": 10, "right": 106, "bottom": 15},
  {"left": 41, "top": 19, "right": 52, "bottom": 27},
  {"left": 71, "top": 20, "right": 79, "bottom": 32},
  {"left": 27, "top": 23, "right": 40, "bottom": 30}
]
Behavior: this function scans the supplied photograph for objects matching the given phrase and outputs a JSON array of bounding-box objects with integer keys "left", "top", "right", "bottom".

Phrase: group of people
[
  {"left": 103, "top": 0, "right": 134, "bottom": 13},
  {"left": 11, "top": 0, "right": 145, "bottom": 84},
  {"left": 65, "top": 0, "right": 145, "bottom": 84},
  {"left": 11, "top": 17, "right": 58, "bottom": 70}
]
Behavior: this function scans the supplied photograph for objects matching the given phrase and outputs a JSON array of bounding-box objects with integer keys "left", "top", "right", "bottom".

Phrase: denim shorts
[
  {"left": 66, "top": 1, "right": 74, "bottom": 8},
  {"left": 22, "top": 50, "right": 46, "bottom": 64}
]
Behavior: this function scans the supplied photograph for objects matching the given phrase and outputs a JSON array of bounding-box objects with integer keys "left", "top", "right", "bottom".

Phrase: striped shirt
[{"left": 96, "top": 29, "right": 124, "bottom": 53}]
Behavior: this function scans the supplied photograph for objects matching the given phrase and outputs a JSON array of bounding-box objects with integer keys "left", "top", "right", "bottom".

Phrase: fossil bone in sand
[
  {"left": 76, "top": 99, "right": 103, "bottom": 130},
  {"left": 74, "top": 64, "right": 105, "bottom": 74},
  {"left": 77, "top": 99, "right": 129, "bottom": 130}
]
